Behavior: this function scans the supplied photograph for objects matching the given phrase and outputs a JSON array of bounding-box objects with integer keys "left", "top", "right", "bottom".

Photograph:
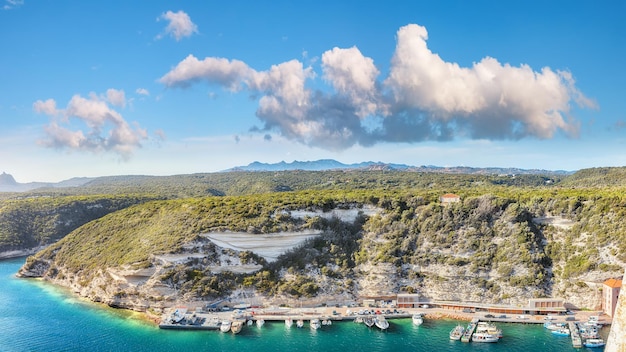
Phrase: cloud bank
[
  {"left": 33, "top": 91, "right": 147, "bottom": 157},
  {"left": 157, "top": 10, "right": 198, "bottom": 41},
  {"left": 160, "top": 23, "right": 596, "bottom": 150}
]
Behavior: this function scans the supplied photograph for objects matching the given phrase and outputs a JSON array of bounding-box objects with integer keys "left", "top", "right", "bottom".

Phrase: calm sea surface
[{"left": 0, "top": 257, "right": 605, "bottom": 351}]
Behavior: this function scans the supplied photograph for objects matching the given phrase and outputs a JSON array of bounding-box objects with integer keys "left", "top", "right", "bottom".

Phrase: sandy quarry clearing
[{"left": 202, "top": 230, "right": 322, "bottom": 262}]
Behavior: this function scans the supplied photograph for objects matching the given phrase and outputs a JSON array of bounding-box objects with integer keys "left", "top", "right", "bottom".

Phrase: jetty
[
  {"left": 569, "top": 322, "right": 582, "bottom": 348},
  {"left": 461, "top": 318, "right": 478, "bottom": 342}
]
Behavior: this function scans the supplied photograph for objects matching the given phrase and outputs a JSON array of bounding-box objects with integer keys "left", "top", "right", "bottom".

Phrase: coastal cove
[{"left": 0, "top": 257, "right": 606, "bottom": 351}]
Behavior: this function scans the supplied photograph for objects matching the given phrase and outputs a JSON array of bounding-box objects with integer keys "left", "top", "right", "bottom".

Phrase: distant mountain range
[
  {"left": 0, "top": 172, "right": 93, "bottom": 193},
  {"left": 0, "top": 160, "right": 573, "bottom": 193},
  {"left": 225, "top": 159, "right": 573, "bottom": 175}
]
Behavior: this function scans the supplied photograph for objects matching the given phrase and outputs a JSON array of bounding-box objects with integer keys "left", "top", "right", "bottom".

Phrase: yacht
[
  {"left": 256, "top": 319, "right": 265, "bottom": 328},
  {"left": 476, "top": 322, "right": 502, "bottom": 338},
  {"left": 296, "top": 319, "right": 304, "bottom": 328},
  {"left": 412, "top": 313, "right": 424, "bottom": 325},
  {"left": 472, "top": 332, "right": 499, "bottom": 343},
  {"left": 363, "top": 316, "right": 375, "bottom": 327},
  {"left": 285, "top": 317, "right": 293, "bottom": 328}
]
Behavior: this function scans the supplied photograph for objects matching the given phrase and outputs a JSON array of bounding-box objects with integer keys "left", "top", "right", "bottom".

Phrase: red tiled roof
[{"left": 604, "top": 278, "right": 623, "bottom": 288}]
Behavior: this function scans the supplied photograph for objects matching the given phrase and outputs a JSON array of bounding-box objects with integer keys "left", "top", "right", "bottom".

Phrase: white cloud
[
  {"left": 157, "top": 10, "right": 198, "bottom": 41},
  {"left": 2, "top": 0, "right": 23, "bottom": 10},
  {"left": 33, "top": 91, "right": 148, "bottom": 158},
  {"left": 33, "top": 98, "right": 59, "bottom": 115},
  {"left": 322, "top": 46, "right": 382, "bottom": 118},
  {"left": 106, "top": 88, "right": 126, "bottom": 108},
  {"left": 136, "top": 88, "right": 150, "bottom": 96},
  {"left": 159, "top": 23, "right": 595, "bottom": 150},
  {"left": 159, "top": 54, "right": 252, "bottom": 90}
]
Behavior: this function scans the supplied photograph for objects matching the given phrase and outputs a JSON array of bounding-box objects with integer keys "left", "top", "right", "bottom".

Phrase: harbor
[{"left": 158, "top": 303, "right": 610, "bottom": 348}]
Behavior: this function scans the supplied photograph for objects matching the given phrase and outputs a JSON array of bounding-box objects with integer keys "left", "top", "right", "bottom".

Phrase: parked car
[{"left": 484, "top": 314, "right": 495, "bottom": 318}]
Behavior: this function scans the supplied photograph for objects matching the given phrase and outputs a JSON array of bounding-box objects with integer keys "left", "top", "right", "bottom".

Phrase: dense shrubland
[{"left": 10, "top": 168, "right": 626, "bottom": 307}]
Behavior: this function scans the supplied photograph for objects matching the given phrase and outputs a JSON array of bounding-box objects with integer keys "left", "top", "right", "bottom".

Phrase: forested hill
[
  {"left": 560, "top": 166, "right": 626, "bottom": 187},
  {"left": 10, "top": 169, "right": 626, "bottom": 313}
]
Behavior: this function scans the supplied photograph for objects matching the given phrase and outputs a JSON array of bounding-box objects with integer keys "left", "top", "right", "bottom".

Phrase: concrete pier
[{"left": 568, "top": 322, "right": 582, "bottom": 348}]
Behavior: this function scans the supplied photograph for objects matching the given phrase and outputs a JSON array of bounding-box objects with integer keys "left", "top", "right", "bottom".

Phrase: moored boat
[
  {"left": 449, "top": 324, "right": 465, "bottom": 340},
  {"left": 412, "top": 313, "right": 424, "bottom": 325},
  {"left": 256, "top": 319, "right": 265, "bottom": 328},
  {"left": 296, "top": 319, "right": 304, "bottom": 328},
  {"left": 363, "top": 316, "right": 375, "bottom": 328},
  {"left": 583, "top": 338, "right": 606, "bottom": 348},
  {"left": 285, "top": 317, "right": 293, "bottom": 328},
  {"left": 230, "top": 320, "right": 243, "bottom": 334},
  {"left": 220, "top": 320, "right": 232, "bottom": 333},
  {"left": 472, "top": 332, "right": 499, "bottom": 343},
  {"left": 374, "top": 316, "right": 389, "bottom": 330},
  {"left": 476, "top": 322, "right": 502, "bottom": 339},
  {"left": 310, "top": 318, "right": 321, "bottom": 330},
  {"left": 551, "top": 327, "right": 570, "bottom": 336}
]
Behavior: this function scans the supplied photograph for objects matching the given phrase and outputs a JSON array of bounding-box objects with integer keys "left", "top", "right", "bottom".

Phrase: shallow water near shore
[{"left": 0, "top": 257, "right": 604, "bottom": 351}]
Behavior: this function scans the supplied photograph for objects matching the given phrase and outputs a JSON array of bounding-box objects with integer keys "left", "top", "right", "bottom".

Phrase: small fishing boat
[
  {"left": 551, "top": 327, "right": 570, "bottom": 336},
  {"left": 285, "top": 317, "right": 293, "bottom": 328},
  {"left": 256, "top": 319, "right": 265, "bottom": 328},
  {"left": 449, "top": 324, "right": 465, "bottom": 340},
  {"left": 583, "top": 338, "right": 606, "bottom": 348},
  {"left": 296, "top": 319, "right": 304, "bottom": 328}
]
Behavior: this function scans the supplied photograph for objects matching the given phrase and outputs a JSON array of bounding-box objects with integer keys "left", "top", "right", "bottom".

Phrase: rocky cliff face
[{"left": 606, "top": 269, "right": 626, "bottom": 352}]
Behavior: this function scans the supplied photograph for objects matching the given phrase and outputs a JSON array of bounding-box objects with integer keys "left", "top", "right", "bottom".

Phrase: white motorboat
[
  {"left": 449, "top": 324, "right": 465, "bottom": 340},
  {"left": 472, "top": 332, "right": 499, "bottom": 343},
  {"left": 220, "top": 320, "right": 232, "bottom": 333},
  {"left": 285, "top": 317, "right": 293, "bottom": 328},
  {"left": 296, "top": 319, "right": 304, "bottom": 328},
  {"left": 374, "top": 316, "right": 389, "bottom": 330},
  {"left": 256, "top": 319, "right": 265, "bottom": 328},
  {"left": 363, "top": 316, "right": 375, "bottom": 328},
  {"left": 584, "top": 338, "right": 605, "bottom": 348},
  {"left": 310, "top": 318, "right": 321, "bottom": 330},
  {"left": 230, "top": 320, "right": 243, "bottom": 334},
  {"left": 412, "top": 313, "right": 423, "bottom": 325}
]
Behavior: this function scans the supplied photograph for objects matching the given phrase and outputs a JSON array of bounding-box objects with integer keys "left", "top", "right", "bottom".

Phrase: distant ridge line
[{"left": 224, "top": 159, "right": 573, "bottom": 175}]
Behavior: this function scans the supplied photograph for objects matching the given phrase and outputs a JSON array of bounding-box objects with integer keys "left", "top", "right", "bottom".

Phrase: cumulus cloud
[
  {"left": 106, "top": 88, "right": 126, "bottom": 108},
  {"left": 159, "top": 23, "right": 595, "bottom": 150},
  {"left": 33, "top": 98, "right": 59, "bottom": 115},
  {"left": 33, "top": 92, "right": 147, "bottom": 158},
  {"left": 157, "top": 10, "right": 198, "bottom": 41}
]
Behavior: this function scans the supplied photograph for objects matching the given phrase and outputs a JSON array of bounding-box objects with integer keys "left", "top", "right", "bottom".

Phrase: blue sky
[{"left": 1, "top": 0, "right": 624, "bottom": 182}]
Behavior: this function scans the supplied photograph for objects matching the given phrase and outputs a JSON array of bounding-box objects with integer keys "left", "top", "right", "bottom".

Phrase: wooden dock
[{"left": 568, "top": 322, "right": 582, "bottom": 348}]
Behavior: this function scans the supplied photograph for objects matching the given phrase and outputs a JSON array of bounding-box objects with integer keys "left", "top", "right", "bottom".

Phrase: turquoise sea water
[{"left": 0, "top": 257, "right": 605, "bottom": 352}]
